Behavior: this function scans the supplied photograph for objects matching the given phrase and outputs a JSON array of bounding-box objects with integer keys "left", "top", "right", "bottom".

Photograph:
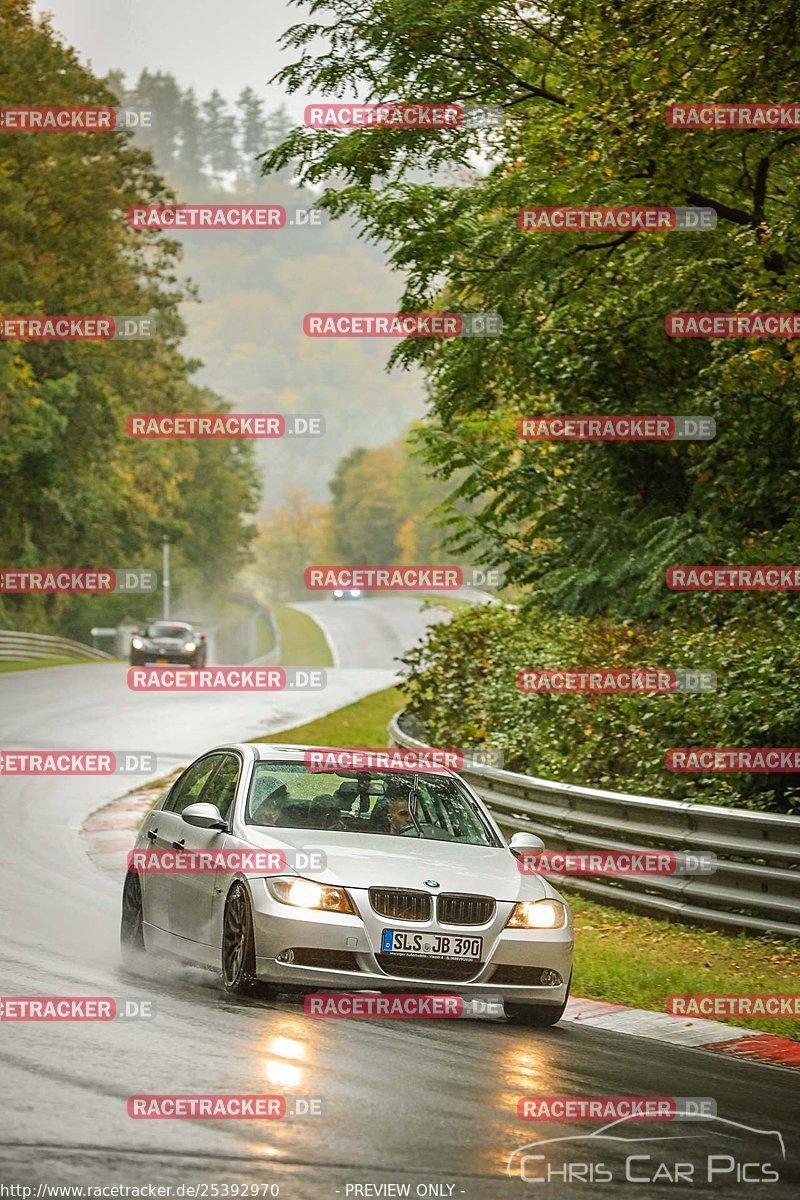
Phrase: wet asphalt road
[{"left": 0, "top": 598, "right": 797, "bottom": 1198}]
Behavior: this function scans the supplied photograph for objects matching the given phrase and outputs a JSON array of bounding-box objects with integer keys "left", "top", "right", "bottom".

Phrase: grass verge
[
  {"left": 0, "top": 657, "right": 92, "bottom": 673},
  {"left": 252, "top": 685, "right": 403, "bottom": 747},
  {"left": 254, "top": 685, "right": 799, "bottom": 1038},
  {"left": 254, "top": 613, "right": 276, "bottom": 658},
  {"left": 570, "top": 895, "right": 799, "bottom": 1038},
  {"left": 274, "top": 604, "right": 333, "bottom": 667}
]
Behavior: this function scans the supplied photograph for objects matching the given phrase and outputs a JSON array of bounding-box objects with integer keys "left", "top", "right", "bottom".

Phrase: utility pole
[{"left": 162, "top": 536, "right": 170, "bottom": 620}]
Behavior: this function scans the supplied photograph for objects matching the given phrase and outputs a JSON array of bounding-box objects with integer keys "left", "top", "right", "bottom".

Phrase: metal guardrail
[
  {"left": 388, "top": 710, "right": 800, "bottom": 939},
  {"left": 231, "top": 593, "right": 281, "bottom": 666},
  {"left": 0, "top": 629, "right": 113, "bottom": 663}
]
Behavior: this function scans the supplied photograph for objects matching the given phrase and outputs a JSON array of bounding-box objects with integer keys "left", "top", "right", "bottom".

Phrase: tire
[
  {"left": 222, "top": 883, "right": 259, "bottom": 994},
  {"left": 505, "top": 972, "right": 571, "bottom": 1027},
  {"left": 120, "top": 871, "right": 145, "bottom": 966}
]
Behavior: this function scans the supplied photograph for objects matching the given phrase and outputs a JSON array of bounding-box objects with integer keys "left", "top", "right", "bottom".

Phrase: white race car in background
[{"left": 121, "top": 743, "right": 574, "bottom": 1025}]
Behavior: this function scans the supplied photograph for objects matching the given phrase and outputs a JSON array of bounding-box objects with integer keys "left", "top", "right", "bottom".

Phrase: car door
[
  {"left": 167, "top": 752, "right": 242, "bottom": 948},
  {"left": 141, "top": 753, "right": 223, "bottom": 935}
]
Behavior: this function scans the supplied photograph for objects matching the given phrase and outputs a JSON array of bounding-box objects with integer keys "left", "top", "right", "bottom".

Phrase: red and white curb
[
  {"left": 82, "top": 786, "right": 800, "bottom": 1070},
  {"left": 564, "top": 996, "right": 800, "bottom": 1069},
  {"left": 81, "top": 777, "right": 177, "bottom": 877}
]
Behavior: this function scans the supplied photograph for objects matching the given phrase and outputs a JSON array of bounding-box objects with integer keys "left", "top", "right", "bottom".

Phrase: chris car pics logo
[{"left": 507, "top": 1112, "right": 785, "bottom": 1185}]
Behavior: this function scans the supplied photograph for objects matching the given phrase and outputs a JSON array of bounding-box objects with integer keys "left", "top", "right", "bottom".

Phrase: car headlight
[
  {"left": 350, "top": 589, "right": 361, "bottom": 598},
  {"left": 333, "top": 589, "right": 344, "bottom": 598},
  {"left": 131, "top": 637, "right": 143, "bottom": 650},
  {"left": 184, "top": 641, "right": 196, "bottom": 652},
  {"left": 506, "top": 900, "right": 567, "bottom": 929},
  {"left": 266, "top": 877, "right": 355, "bottom": 914}
]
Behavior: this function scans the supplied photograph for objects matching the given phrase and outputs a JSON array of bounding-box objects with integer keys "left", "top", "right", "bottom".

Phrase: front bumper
[
  {"left": 249, "top": 880, "right": 573, "bottom": 1005},
  {"left": 131, "top": 650, "right": 199, "bottom": 665}
]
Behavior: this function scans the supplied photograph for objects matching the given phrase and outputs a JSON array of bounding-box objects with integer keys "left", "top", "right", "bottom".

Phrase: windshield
[
  {"left": 145, "top": 623, "right": 192, "bottom": 639},
  {"left": 245, "top": 763, "right": 499, "bottom": 846}
]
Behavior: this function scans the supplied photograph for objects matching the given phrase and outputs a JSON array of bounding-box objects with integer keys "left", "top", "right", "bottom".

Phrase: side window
[
  {"left": 201, "top": 754, "right": 240, "bottom": 822},
  {"left": 164, "top": 755, "right": 222, "bottom": 815}
]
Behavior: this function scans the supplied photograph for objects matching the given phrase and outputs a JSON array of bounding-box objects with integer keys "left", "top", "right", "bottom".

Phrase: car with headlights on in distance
[
  {"left": 121, "top": 743, "right": 573, "bottom": 1025},
  {"left": 129, "top": 620, "right": 207, "bottom": 667}
]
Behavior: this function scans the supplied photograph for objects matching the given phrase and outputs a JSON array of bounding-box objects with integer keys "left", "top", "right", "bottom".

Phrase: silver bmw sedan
[{"left": 121, "top": 743, "right": 574, "bottom": 1025}]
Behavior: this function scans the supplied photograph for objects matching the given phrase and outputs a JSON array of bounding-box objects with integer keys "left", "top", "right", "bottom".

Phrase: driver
[{"left": 384, "top": 778, "right": 418, "bottom": 835}]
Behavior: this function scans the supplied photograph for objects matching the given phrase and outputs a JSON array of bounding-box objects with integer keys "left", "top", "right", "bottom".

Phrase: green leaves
[
  {"left": 400, "top": 601, "right": 800, "bottom": 813},
  {"left": 0, "top": 1, "right": 259, "bottom": 636},
  {"left": 265, "top": 0, "right": 800, "bottom": 619}
]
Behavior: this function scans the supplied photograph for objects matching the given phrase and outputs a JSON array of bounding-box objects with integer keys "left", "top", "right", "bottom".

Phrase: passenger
[{"left": 249, "top": 775, "right": 290, "bottom": 826}]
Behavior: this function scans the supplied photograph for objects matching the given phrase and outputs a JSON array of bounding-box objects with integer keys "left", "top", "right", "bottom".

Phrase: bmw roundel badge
[{"left": 424, "top": 879, "right": 440, "bottom": 887}]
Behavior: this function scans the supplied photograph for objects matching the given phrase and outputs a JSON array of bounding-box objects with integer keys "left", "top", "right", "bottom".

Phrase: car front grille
[
  {"left": 437, "top": 893, "right": 496, "bottom": 925},
  {"left": 375, "top": 954, "right": 482, "bottom": 982},
  {"left": 369, "top": 888, "right": 432, "bottom": 922}
]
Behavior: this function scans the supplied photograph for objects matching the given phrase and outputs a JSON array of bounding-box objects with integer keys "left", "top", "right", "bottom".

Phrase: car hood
[{"left": 244, "top": 827, "right": 547, "bottom": 901}]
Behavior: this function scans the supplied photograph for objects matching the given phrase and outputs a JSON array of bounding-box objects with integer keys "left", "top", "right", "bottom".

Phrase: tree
[
  {"left": 263, "top": 0, "right": 800, "bottom": 620},
  {"left": 0, "top": 0, "right": 259, "bottom": 636},
  {"left": 237, "top": 86, "right": 267, "bottom": 180},
  {"left": 202, "top": 89, "right": 239, "bottom": 181},
  {"left": 250, "top": 489, "right": 332, "bottom": 601},
  {"left": 329, "top": 445, "right": 403, "bottom": 562}
]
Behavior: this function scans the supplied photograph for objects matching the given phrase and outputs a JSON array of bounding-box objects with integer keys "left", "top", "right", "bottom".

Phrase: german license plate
[{"left": 381, "top": 929, "right": 482, "bottom": 959}]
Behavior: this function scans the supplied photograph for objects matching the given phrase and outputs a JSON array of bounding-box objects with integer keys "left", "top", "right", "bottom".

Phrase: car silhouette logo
[{"left": 424, "top": 880, "right": 440, "bottom": 887}]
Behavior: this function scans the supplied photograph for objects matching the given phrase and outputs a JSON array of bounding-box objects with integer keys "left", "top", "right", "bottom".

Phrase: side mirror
[
  {"left": 509, "top": 831, "right": 545, "bottom": 855},
  {"left": 182, "top": 802, "right": 228, "bottom": 831}
]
